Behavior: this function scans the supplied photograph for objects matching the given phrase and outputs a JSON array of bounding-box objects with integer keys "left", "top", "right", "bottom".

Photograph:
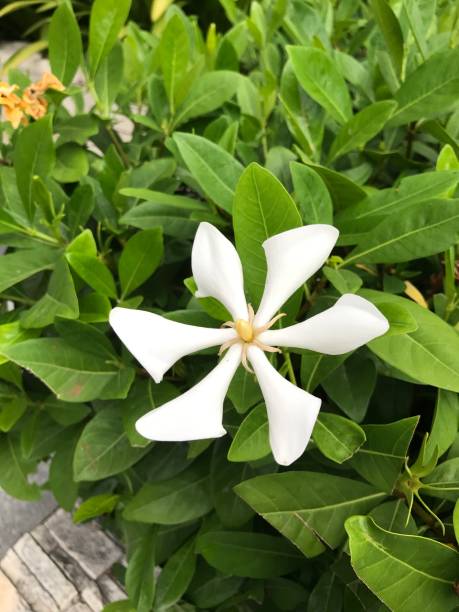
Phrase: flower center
[
  {"left": 220, "top": 304, "right": 286, "bottom": 372},
  {"left": 235, "top": 318, "right": 254, "bottom": 343}
]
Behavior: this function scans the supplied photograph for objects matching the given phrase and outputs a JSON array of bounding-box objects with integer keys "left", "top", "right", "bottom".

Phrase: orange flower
[
  {"left": 0, "top": 82, "right": 28, "bottom": 128},
  {"left": 0, "top": 72, "right": 64, "bottom": 128},
  {"left": 34, "top": 72, "right": 65, "bottom": 93}
]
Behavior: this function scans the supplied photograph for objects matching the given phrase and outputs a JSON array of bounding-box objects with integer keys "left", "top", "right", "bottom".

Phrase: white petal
[
  {"left": 109, "top": 307, "right": 236, "bottom": 383},
  {"left": 192, "top": 222, "right": 248, "bottom": 320},
  {"left": 260, "top": 294, "right": 389, "bottom": 354},
  {"left": 248, "top": 346, "right": 321, "bottom": 466},
  {"left": 136, "top": 344, "right": 241, "bottom": 441},
  {"left": 255, "top": 225, "right": 339, "bottom": 326}
]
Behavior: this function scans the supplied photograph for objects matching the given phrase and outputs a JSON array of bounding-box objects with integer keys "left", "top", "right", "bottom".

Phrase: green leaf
[
  {"left": 323, "top": 266, "right": 363, "bottom": 295},
  {"left": 290, "top": 161, "right": 333, "bottom": 225},
  {"left": 0, "top": 436, "right": 41, "bottom": 501},
  {"left": 126, "top": 527, "right": 156, "bottom": 612},
  {"left": 174, "top": 71, "right": 240, "bottom": 126},
  {"left": 369, "top": 499, "right": 417, "bottom": 535},
  {"left": 124, "top": 463, "right": 213, "bottom": 524},
  {"left": 328, "top": 101, "right": 397, "bottom": 162},
  {"left": 346, "top": 516, "right": 459, "bottom": 612},
  {"left": 423, "top": 457, "right": 459, "bottom": 501},
  {"left": 155, "top": 538, "right": 196, "bottom": 609},
  {"left": 390, "top": 48, "right": 459, "bottom": 126},
  {"left": 369, "top": 0, "right": 404, "bottom": 78},
  {"left": 427, "top": 390, "right": 459, "bottom": 458},
  {"left": 322, "top": 354, "right": 377, "bottom": 422},
  {"left": 0, "top": 393, "right": 26, "bottom": 433},
  {"left": 66, "top": 252, "right": 117, "bottom": 298},
  {"left": 196, "top": 531, "right": 303, "bottom": 578},
  {"left": 88, "top": 0, "right": 131, "bottom": 77},
  {"left": 66, "top": 184, "right": 95, "bottom": 238},
  {"left": 345, "top": 199, "right": 459, "bottom": 265},
  {"left": 0, "top": 247, "right": 58, "bottom": 293},
  {"left": 119, "top": 188, "right": 208, "bottom": 212},
  {"left": 94, "top": 42, "right": 124, "bottom": 117},
  {"left": 21, "top": 258, "right": 79, "bottom": 329},
  {"left": 56, "top": 115, "right": 99, "bottom": 147},
  {"left": 348, "top": 416, "right": 419, "bottom": 493},
  {"left": 49, "top": 436, "right": 79, "bottom": 511},
  {"left": 48, "top": 3, "right": 82, "bottom": 86},
  {"left": 53, "top": 144, "right": 89, "bottom": 184},
  {"left": 160, "top": 14, "right": 189, "bottom": 113},
  {"left": 300, "top": 351, "right": 350, "bottom": 393},
  {"left": 303, "top": 163, "right": 366, "bottom": 212},
  {"left": 228, "top": 403, "right": 270, "bottom": 462},
  {"left": 336, "top": 171, "right": 459, "bottom": 239},
  {"left": 362, "top": 290, "right": 459, "bottom": 392},
  {"left": 73, "top": 493, "right": 120, "bottom": 524},
  {"left": 313, "top": 413, "right": 366, "bottom": 464},
  {"left": 73, "top": 407, "right": 148, "bottom": 481},
  {"left": 1, "top": 338, "right": 134, "bottom": 403},
  {"left": 173, "top": 132, "right": 243, "bottom": 213},
  {"left": 120, "top": 202, "right": 200, "bottom": 238},
  {"left": 235, "top": 472, "right": 385, "bottom": 553},
  {"left": 227, "top": 365, "right": 263, "bottom": 414},
  {"left": 454, "top": 500, "right": 459, "bottom": 545},
  {"left": 14, "top": 115, "right": 55, "bottom": 220},
  {"left": 233, "top": 163, "right": 301, "bottom": 305},
  {"left": 287, "top": 46, "right": 352, "bottom": 125},
  {"left": 375, "top": 302, "right": 418, "bottom": 336},
  {"left": 119, "top": 228, "right": 163, "bottom": 298}
]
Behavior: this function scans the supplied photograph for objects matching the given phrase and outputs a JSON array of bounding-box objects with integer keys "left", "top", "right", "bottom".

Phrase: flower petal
[
  {"left": 136, "top": 344, "right": 241, "bottom": 441},
  {"left": 248, "top": 346, "right": 321, "bottom": 466},
  {"left": 192, "top": 222, "right": 248, "bottom": 320},
  {"left": 254, "top": 225, "right": 339, "bottom": 326},
  {"left": 110, "top": 307, "right": 237, "bottom": 383},
  {"left": 260, "top": 294, "right": 389, "bottom": 354}
]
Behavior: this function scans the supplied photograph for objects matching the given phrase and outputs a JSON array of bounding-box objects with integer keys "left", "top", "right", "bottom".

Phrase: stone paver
[
  {"left": 1, "top": 509, "right": 126, "bottom": 612},
  {"left": 45, "top": 509, "right": 123, "bottom": 580},
  {"left": 14, "top": 534, "right": 78, "bottom": 610}
]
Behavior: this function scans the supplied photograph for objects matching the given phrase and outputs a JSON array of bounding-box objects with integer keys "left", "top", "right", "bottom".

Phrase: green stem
[
  {"left": 106, "top": 125, "right": 130, "bottom": 169},
  {"left": 283, "top": 351, "right": 297, "bottom": 385}
]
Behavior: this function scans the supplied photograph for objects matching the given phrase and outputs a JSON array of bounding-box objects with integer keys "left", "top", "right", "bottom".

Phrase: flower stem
[{"left": 283, "top": 351, "right": 297, "bottom": 385}]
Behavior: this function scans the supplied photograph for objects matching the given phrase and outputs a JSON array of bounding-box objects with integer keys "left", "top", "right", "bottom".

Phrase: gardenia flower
[{"left": 110, "top": 222, "right": 389, "bottom": 465}]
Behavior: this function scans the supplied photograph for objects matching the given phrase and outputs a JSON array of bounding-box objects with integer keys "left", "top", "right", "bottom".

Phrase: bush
[{"left": 0, "top": 1, "right": 458, "bottom": 611}]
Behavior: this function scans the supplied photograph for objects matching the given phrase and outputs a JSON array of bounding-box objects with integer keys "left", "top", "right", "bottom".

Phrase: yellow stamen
[{"left": 235, "top": 318, "right": 254, "bottom": 342}]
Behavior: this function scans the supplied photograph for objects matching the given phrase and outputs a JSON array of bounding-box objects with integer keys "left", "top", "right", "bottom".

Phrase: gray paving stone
[
  {"left": 0, "top": 465, "right": 57, "bottom": 559},
  {"left": 14, "top": 533, "right": 78, "bottom": 610},
  {"left": 69, "top": 604, "right": 93, "bottom": 612},
  {"left": 98, "top": 574, "right": 127, "bottom": 603},
  {"left": 0, "top": 549, "right": 59, "bottom": 612},
  {"left": 45, "top": 509, "right": 123, "bottom": 580}
]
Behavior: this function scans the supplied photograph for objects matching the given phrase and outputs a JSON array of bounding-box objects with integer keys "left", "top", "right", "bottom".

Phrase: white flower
[{"left": 109, "top": 222, "right": 389, "bottom": 466}]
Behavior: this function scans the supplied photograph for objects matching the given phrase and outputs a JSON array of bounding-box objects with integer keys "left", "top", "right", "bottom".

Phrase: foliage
[{"left": 0, "top": 0, "right": 458, "bottom": 611}]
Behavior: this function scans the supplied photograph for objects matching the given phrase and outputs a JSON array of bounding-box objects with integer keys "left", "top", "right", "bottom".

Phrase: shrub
[{"left": 0, "top": 1, "right": 458, "bottom": 611}]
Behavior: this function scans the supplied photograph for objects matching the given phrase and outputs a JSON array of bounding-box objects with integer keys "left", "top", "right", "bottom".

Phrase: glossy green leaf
[
  {"left": 2, "top": 338, "right": 134, "bottom": 403},
  {"left": 196, "top": 531, "right": 303, "bottom": 578},
  {"left": 346, "top": 516, "right": 459, "bottom": 612},
  {"left": 323, "top": 266, "right": 362, "bottom": 295},
  {"left": 66, "top": 252, "right": 117, "bottom": 298},
  {"left": 290, "top": 161, "right": 333, "bottom": 225},
  {"left": 88, "top": 0, "right": 131, "bottom": 77},
  {"left": 363, "top": 290, "right": 459, "bottom": 392},
  {"left": 74, "top": 407, "right": 148, "bottom": 481},
  {"left": 160, "top": 14, "right": 189, "bottom": 113},
  {"left": 348, "top": 416, "right": 419, "bottom": 493},
  {"left": 0, "top": 246, "right": 58, "bottom": 293},
  {"left": 126, "top": 527, "right": 156, "bottom": 612},
  {"left": 300, "top": 351, "right": 350, "bottom": 393},
  {"left": 0, "top": 436, "right": 40, "bottom": 501},
  {"left": 119, "top": 228, "right": 163, "bottom": 297},
  {"left": 369, "top": 0, "right": 404, "bottom": 78},
  {"left": 345, "top": 199, "right": 459, "bottom": 265},
  {"left": 173, "top": 132, "right": 243, "bottom": 213},
  {"left": 328, "top": 101, "right": 397, "bottom": 161},
  {"left": 155, "top": 538, "right": 196, "bottom": 609},
  {"left": 48, "top": 3, "right": 82, "bottom": 86},
  {"left": 287, "top": 46, "right": 352, "bottom": 125},
  {"left": 233, "top": 163, "right": 301, "bottom": 305},
  {"left": 228, "top": 403, "right": 270, "bottom": 462},
  {"left": 227, "top": 365, "right": 263, "bottom": 414},
  {"left": 14, "top": 116, "right": 55, "bottom": 220},
  {"left": 174, "top": 71, "right": 240, "bottom": 126},
  {"left": 313, "top": 413, "right": 366, "bottom": 464},
  {"left": 73, "top": 493, "right": 120, "bottom": 524},
  {"left": 124, "top": 464, "right": 213, "bottom": 524},
  {"left": 427, "top": 390, "right": 459, "bottom": 458},
  {"left": 390, "top": 48, "right": 459, "bottom": 126},
  {"left": 235, "top": 472, "right": 385, "bottom": 553}
]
